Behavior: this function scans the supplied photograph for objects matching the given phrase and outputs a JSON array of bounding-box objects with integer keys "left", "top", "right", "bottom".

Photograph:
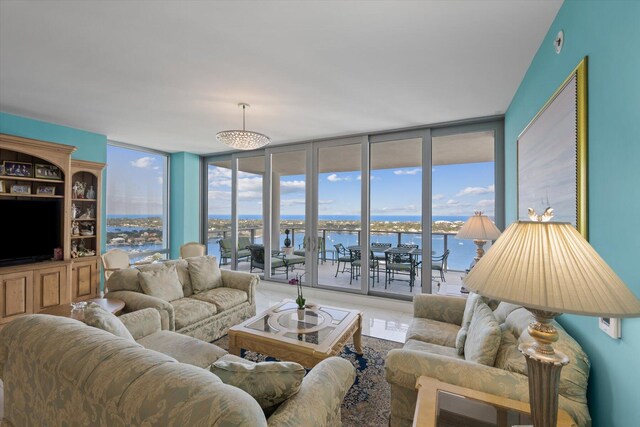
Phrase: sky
[
  {"left": 106, "top": 145, "right": 166, "bottom": 215},
  {"left": 208, "top": 161, "right": 495, "bottom": 218}
]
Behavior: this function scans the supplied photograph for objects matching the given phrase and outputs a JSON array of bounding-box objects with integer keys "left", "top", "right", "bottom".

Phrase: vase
[{"left": 296, "top": 308, "right": 305, "bottom": 320}]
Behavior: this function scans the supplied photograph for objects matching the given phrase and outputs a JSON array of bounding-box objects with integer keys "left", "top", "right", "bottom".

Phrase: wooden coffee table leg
[
  {"left": 353, "top": 314, "right": 363, "bottom": 355},
  {"left": 228, "top": 333, "right": 241, "bottom": 356}
]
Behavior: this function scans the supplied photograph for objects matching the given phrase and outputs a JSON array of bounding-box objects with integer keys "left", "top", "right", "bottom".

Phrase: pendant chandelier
[{"left": 216, "top": 103, "right": 271, "bottom": 150}]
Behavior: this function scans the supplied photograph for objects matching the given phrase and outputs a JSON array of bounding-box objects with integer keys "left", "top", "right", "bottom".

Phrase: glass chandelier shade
[{"left": 216, "top": 103, "right": 271, "bottom": 150}]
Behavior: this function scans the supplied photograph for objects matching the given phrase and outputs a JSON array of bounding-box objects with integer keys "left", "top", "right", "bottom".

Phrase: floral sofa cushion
[
  {"left": 463, "top": 301, "right": 501, "bottom": 366},
  {"left": 170, "top": 298, "right": 217, "bottom": 330},
  {"left": 192, "top": 288, "right": 249, "bottom": 312},
  {"left": 137, "top": 264, "right": 184, "bottom": 302}
]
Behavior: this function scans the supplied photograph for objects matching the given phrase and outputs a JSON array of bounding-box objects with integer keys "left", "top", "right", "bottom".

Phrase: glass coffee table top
[{"left": 245, "top": 301, "right": 351, "bottom": 345}]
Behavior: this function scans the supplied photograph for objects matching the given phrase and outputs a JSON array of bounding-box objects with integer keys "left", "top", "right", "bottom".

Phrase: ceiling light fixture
[{"left": 216, "top": 103, "right": 271, "bottom": 150}]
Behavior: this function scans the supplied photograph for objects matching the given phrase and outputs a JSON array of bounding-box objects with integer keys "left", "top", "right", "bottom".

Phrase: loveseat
[
  {"left": 385, "top": 294, "right": 591, "bottom": 427},
  {"left": 105, "top": 256, "right": 258, "bottom": 342},
  {"left": 0, "top": 314, "right": 356, "bottom": 426}
]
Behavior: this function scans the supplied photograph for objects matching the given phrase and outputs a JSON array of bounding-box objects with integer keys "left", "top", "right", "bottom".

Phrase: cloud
[
  {"left": 393, "top": 168, "right": 421, "bottom": 175},
  {"left": 432, "top": 194, "right": 444, "bottom": 200},
  {"left": 130, "top": 157, "right": 155, "bottom": 169},
  {"left": 281, "top": 180, "right": 305, "bottom": 194},
  {"left": 327, "top": 174, "right": 351, "bottom": 182},
  {"left": 373, "top": 205, "right": 419, "bottom": 214},
  {"left": 456, "top": 184, "right": 495, "bottom": 196},
  {"left": 446, "top": 199, "right": 467, "bottom": 206},
  {"left": 356, "top": 175, "right": 377, "bottom": 181},
  {"left": 156, "top": 176, "right": 163, "bottom": 184}
]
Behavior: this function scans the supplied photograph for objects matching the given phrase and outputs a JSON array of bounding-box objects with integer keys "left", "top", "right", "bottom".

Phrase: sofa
[
  {"left": 0, "top": 314, "right": 356, "bottom": 426},
  {"left": 105, "top": 256, "right": 258, "bottom": 343},
  {"left": 385, "top": 294, "right": 591, "bottom": 427}
]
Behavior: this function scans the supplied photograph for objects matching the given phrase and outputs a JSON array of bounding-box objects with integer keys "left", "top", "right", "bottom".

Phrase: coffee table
[{"left": 228, "top": 301, "right": 363, "bottom": 368}]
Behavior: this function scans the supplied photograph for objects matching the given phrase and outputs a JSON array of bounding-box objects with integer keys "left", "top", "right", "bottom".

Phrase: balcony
[{"left": 207, "top": 227, "right": 471, "bottom": 297}]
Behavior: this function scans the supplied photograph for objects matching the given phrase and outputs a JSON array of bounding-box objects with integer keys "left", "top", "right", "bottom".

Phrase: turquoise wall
[
  {"left": 0, "top": 112, "right": 108, "bottom": 254},
  {"left": 169, "top": 152, "right": 201, "bottom": 259},
  {"left": 505, "top": 1, "right": 640, "bottom": 425}
]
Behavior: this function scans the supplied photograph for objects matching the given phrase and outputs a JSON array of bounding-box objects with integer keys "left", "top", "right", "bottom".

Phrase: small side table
[
  {"left": 413, "top": 376, "right": 576, "bottom": 427},
  {"left": 40, "top": 298, "right": 125, "bottom": 321}
]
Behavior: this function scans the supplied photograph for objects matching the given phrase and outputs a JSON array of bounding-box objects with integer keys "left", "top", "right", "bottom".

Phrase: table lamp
[
  {"left": 455, "top": 211, "right": 502, "bottom": 262},
  {"left": 463, "top": 217, "right": 640, "bottom": 427}
]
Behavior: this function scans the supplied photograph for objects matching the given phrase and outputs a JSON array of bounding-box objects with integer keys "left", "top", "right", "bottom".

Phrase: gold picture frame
[{"left": 517, "top": 57, "right": 588, "bottom": 238}]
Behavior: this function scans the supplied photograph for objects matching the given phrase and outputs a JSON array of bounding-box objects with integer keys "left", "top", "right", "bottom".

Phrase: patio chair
[
  {"left": 179, "top": 242, "right": 206, "bottom": 258},
  {"left": 334, "top": 243, "right": 351, "bottom": 277},
  {"left": 384, "top": 248, "right": 417, "bottom": 292},
  {"left": 246, "top": 244, "right": 293, "bottom": 279},
  {"left": 370, "top": 242, "right": 391, "bottom": 263},
  {"left": 348, "top": 249, "right": 379, "bottom": 285},
  {"left": 431, "top": 249, "right": 450, "bottom": 282},
  {"left": 218, "top": 238, "right": 251, "bottom": 266}
]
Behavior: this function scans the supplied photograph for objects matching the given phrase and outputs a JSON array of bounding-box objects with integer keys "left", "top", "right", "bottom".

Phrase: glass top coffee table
[{"left": 228, "top": 301, "right": 363, "bottom": 368}]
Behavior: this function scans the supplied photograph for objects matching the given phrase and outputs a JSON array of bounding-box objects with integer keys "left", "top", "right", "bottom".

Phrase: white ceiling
[{"left": 0, "top": 0, "right": 562, "bottom": 154}]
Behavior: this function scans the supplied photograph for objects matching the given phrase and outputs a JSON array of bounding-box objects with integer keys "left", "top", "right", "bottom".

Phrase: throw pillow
[
  {"left": 493, "top": 302, "right": 521, "bottom": 324},
  {"left": 464, "top": 301, "right": 502, "bottom": 366},
  {"left": 137, "top": 264, "right": 184, "bottom": 302},
  {"left": 187, "top": 256, "right": 222, "bottom": 293},
  {"left": 494, "top": 328, "right": 527, "bottom": 376},
  {"left": 454, "top": 292, "right": 486, "bottom": 355},
  {"left": 105, "top": 268, "right": 142, "bottom": 293},
  {"left": 83, "top": 302, "right": 135, "bottom": 341},
  {"left": 210, "top": 360, "right": 305, "bottom": 409}
]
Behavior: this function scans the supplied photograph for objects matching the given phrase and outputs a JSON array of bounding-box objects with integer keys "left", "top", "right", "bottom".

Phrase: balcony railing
[{"left": 207, "top": 227, "right": 467, "bottom": 271}]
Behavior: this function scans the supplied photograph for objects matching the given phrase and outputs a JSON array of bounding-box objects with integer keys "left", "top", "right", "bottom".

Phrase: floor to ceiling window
[
  {"left": 202, "top": 120, "right": 502, "bottom": 301},
  {"left": 106, "top": 143, "right": 169, "bottom": 263},
  {"left": 431, "top": 129, "right": 497, "bottom": 294},
  {"left": 207, "top": 159, "right": 232, "bottom": 269}
]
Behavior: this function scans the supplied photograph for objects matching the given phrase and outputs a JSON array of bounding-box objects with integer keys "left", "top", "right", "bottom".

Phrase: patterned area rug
[{"left": 212, "top": 334, "right": 402, "bottom": 427}]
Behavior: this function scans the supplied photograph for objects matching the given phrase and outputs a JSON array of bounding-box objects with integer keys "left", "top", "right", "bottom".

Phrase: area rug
[{"left": 212, "top": 334, "right": 402, "bottom": 427}]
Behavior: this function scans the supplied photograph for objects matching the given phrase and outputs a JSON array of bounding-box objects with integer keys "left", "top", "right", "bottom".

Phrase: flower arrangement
[{"left": 289, "top": 274, "right": 305, "bottom": 309}]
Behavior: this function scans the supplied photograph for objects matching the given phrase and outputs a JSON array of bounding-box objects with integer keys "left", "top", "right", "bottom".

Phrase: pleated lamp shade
[
  {"left": 456, "top": 212, "right": 502, "bottom": 241},
  {"left": 463, "top": 221, "right": 640, "bottom": 317}
]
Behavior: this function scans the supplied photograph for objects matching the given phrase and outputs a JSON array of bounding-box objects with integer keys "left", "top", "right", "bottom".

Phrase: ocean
[{"left": 106, "top": 214, "right": 479, "bottom": 271}]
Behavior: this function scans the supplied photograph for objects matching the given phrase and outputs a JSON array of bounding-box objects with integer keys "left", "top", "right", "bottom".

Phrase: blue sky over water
[{"left": 208, "top": 161, "right": 494, "bottom": 217}]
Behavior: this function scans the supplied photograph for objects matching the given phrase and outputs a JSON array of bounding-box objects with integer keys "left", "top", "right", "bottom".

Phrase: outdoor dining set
[
  {"left": 333, "top": 243, "right": 450, "bottom": 292},
  {"left": 218, "top": 237, "right": 450, "bottom": 290}
]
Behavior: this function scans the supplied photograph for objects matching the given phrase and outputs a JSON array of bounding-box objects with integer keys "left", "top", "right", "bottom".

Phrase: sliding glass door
[
  {"left": 264, "top": 145, "right": 312, "bottom": 284},
  {"left": 203, "top": 120, "right": 503, "bottom": 301}
]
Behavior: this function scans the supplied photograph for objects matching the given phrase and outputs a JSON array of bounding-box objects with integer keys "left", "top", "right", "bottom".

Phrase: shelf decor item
[
  {"left": 0, "top": 180, "right": 5, "bottom": 193},
  {"left": 86, "top": 185, "right": 96, "bottom": 199},
  {"left": 36, "top": 186, "right": 56, "bottom": 195},
  {"left": 3, "top": 161, "right": 32, "bottom": 177},
  {"left": 34, "top": 163, "right": 62, "bottom": 180},
  {"left": 10, "top": 184, "right": 31, "bottom": 194},
  {"left": 463, "top": 212, "right": 640, "bottom": 427},
  {"left": 72, "top": 181, "right": 86, "bottom": 199}
]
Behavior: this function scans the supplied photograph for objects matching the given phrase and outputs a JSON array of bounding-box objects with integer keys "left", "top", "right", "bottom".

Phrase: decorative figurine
[
  {"left": 86, "top": 185, "right": 96, "bottom": 199},
  {"left": 71, "top": 203, "right": 80, "bottom": 219},
  {"left": 71, "top": 221, "right": 80, "bottom": 236},
  {"left": 72, "top": 181, "right": 86, "bottom": 199}
]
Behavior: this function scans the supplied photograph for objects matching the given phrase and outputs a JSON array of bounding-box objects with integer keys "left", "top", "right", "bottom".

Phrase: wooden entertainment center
[{"left": 0, "top": 133, "right": 104, "bottom": 325}]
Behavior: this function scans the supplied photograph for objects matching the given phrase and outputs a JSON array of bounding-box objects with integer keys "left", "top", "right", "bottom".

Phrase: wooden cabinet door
[
  {"left": 72, "top": 259, "right": 98, "bottom": 301},
  {"left": 33, "top": 265, "right": 69, "bottom": 312},
  {"left": 0, "top": 271, "right": 34, "bottom": 324}
]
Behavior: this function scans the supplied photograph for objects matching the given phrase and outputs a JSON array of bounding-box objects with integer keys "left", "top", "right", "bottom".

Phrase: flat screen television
[{"left": 0, "top": 199, "right": 62, "bottom": 267}]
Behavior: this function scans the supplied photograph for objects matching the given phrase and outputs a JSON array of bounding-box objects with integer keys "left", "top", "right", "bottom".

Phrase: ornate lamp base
[{"left": 520, "top": 309, "right": 570, "bottom": 427}]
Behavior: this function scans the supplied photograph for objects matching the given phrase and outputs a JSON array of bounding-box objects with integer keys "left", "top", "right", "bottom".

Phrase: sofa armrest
[
  {"left": 119, "top": 308, "right": 162, "bottom": 340},
  {"left": 413, "top": 294, "right": 466, "bottom": 325},
  {"left": 105, "top": 290, "right": 175, "bottom": 331},
  {"left": 221, "top": 269, "right": 260, "bottom": 305},
  {"left": 385, "top": 348, "right": 529, "bottom": 402},
  {"left": 267, "top": 357, "right": 355, "bottom": 427}
]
